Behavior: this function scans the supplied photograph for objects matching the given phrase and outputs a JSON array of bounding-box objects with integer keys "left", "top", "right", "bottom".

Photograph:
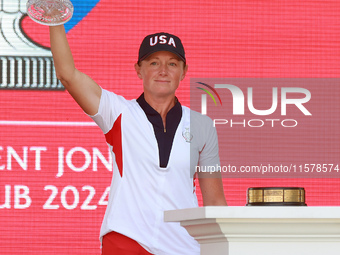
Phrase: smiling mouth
[{"left": 155, "top": 80, "right": 170, "bottom": 83}]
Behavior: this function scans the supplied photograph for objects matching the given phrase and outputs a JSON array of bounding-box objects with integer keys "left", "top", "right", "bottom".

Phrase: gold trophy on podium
[
  {"left": 27, "top": 0, "right": 74, "bottom": 26},
  {"left": 247, "top": 187, "right": 307, "bottom": 206}
]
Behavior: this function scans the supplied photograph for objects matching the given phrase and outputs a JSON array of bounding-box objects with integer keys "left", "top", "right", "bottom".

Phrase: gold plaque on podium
[{"left": 247, "top": 187, "right": 306, "bottom": 206}]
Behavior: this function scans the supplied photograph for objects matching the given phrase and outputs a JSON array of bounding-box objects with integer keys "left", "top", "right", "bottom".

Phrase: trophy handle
[{"left": 26, "top": 0, "right": 74, "bottom": 26}]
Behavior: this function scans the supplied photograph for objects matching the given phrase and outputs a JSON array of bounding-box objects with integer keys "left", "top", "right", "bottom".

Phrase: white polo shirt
[{"left": 91, "top": 88, "right": 220, "bottom": 255}]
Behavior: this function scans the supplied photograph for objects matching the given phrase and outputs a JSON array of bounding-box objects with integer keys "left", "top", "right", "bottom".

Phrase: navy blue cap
[{"left": 138, "top": 32, "right": 186, "bottom": 63}]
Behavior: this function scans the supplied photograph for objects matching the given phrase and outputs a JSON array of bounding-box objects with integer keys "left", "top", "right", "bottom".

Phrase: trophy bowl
[
  {"left": 27, "top": 0, "right": 74, "bottom": 26},
  {"left": 246, "top": 187, "right": 307, "bottom": 206}
]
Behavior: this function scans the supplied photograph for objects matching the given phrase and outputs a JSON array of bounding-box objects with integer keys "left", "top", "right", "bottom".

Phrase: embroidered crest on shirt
[{"left": 182, "top": 128, "right": 193, "bottom": 143}]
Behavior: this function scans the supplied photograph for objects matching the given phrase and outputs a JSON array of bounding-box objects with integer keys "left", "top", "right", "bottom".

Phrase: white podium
[{"left": 164, "top": 206, "right": 340, "bottom": 255}]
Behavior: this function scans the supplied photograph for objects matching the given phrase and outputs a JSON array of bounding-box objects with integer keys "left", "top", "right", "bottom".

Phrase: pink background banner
[{"left": 1, "top": 0, "right": 340, "bottom": 254}]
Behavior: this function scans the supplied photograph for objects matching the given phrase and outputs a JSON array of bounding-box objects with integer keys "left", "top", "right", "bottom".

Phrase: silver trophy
[{"left": 27, "top": 0, "right": 74, "bottom": 26}]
